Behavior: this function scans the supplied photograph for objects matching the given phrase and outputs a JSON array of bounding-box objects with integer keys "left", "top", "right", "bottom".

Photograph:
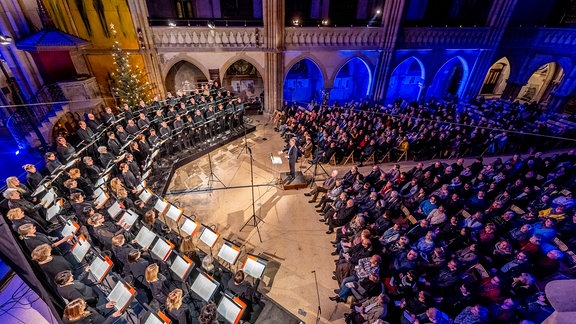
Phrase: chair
[
  {"left": 363, "top": 152, "right": 375, "bottom": 165},
  {"left": 329, "top": 154, "right": 337, "bottom": 166},
  {"left": 379, "top": 150, "right": 391, "bottom": 163},
  {"left": 341, "top": 152, "right": 355, "bottom": 165}
]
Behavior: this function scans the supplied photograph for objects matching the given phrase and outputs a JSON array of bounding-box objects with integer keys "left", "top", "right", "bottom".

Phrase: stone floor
[{"left": 163, "top": 114, "right": 572, "bottom": 323}]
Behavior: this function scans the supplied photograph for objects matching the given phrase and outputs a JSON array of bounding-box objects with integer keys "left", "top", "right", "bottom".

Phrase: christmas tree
[{"left": 110, "top": 23, "right": 151, "bottom": 107}]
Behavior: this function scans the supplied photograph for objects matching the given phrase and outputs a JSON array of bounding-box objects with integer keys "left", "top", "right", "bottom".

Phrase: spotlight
[
  {"left": 0, "top": 35, "right": 12, "bottom": 45},
  {"left": 207, "top": 21, "right": 215, "bottom": 29},
  {"left": 376, "top": 9, "right": 381, "bottom": 15},
  {"left": 14, "top": 150, "right": 19, "bottom": 155},
  {"left": 168, "top": 21, "right": 176, "bottom": 27},
  {"left": 292, "top": 18, "right": 300, "bottom": 26},
  {"left": 321, "top": 19, "right": 329, "bottom": 26}
]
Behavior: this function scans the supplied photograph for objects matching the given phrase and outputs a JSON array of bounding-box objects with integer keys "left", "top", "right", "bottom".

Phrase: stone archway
[
  {"left": 222, "top": 59, "right": 264, "bottom": 104},
  {"left": 283, "top": 58, "right": 325, "bottom": 104},
  {"left": 329, "top": 57, "right": 372, "bottom": 105},
  {"left": 386, "top": 56, "right": 425, "bottom": 102},
  {"left": 479, "top": 57, "right": 511, "bottom": 98},
  {"left": 427, "top": 56, "right": 469, "bottom": 100},
  {"left": 517, "top": 62, "right": 564, "bottom": 104},
  {"left": 165, "top": 60, "right": 209, "bottom": 94}
]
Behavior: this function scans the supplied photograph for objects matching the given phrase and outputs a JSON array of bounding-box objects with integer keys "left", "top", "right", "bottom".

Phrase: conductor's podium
[{"left": 280, "top": 171, "right": 308, "bottom": 190}]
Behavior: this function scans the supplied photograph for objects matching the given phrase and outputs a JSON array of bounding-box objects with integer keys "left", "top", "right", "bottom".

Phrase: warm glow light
[{"left": 376, "top": 9, "right": 381, "bottom": 14}]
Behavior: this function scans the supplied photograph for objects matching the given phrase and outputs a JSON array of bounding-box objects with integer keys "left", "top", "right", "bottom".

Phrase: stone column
[
  {"left": 372, "top": 0, "right": 405, "bottom": 102},
  {"left": 262, "top": 0, "right": 284, "bottom": 113},
  {"left": 126, "top": 0, "right": 166, "bottom": 96},
  {"left": 546, "top": 92, "right": 570, "bottom": 113}
]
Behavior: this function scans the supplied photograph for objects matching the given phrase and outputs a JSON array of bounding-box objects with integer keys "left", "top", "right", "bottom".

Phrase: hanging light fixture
[{"left": 0, "top": 35, "right": 13, "bottom": 45}]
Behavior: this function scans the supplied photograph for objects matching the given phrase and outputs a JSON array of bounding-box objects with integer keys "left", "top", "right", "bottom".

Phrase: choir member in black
[
  {"left": 116, "top": 187, "right": 135, "bottom": 210},
  {"left": 56, "top": 270, "right": 101, "bottom": 307},
  {"left": 127, "top": 249, "right": 151, "bottom": 287},
  {"left": 69, "top": 193, "right": 93, "bottom": 221},
  {"left": 177, "top": 102, "right": 187, "bottom": 116},
  {"left": 137, "top": 133, "right": 151, "bottom": 157},
  {"left": 125, "top": 153, "right": 141, "bottom": 178},
  {"left": 63, "top": 298, "right": 122, "bottom": 324},
  {"left": 19, "top": 223, "right": 72, "bottom": 252},
  {"left": 166, "top": 289, "right": 192, "bottom": 324},
  {"left": 137, "top": 99, "right": 149, "bottom": 115},
  {"left": 102, "top": 106, "right": 117, "bottom": 125},
  {"left": 137, "top": 112, "right": 151, "bottom": 129},
  {"left": 159, "top": 121, "right": 173, "bottom": 154},
  {"left": 45, "top": 151, "right": 63, "bottom": 173},
  {"left": 115, "top": 124, "right": 129, "bottom": 144},
  {"left": 130, "top": 141, "right": 146, "bottom": 168},
  {"left": 85, "top": 113, "right": 101, "bottom": 133},
  {"left": 119, "top": 162, "right": 139, "bottom": 194},
  {"left": 142, "top": 210, "right": 165, "bottom": 234},
  {"left": 216, "top": 103, "right": 226, "bottom": 134},
  {"left": 185, "top": 115, "right": 198, "bottom": 146},
  {"left": 150, "top": 95, "right": 162, "bottom": 111},
  {"left": 111, "top": 234, "right": 134, "bottom": 276},
  {"left": 87, "top": 213, "right": 127, "bottom": 250},
  {"left": 6, "top": 175, "right": 34, "bottom": 202},
  {"left": 166, "top": 92, "right": 177, "bottom": 106},
  {"left": 82, "top": 156, "right": 102, "bottom": 184},
  {"left": 188, "top": 97, "right": 198, "bottom": 110},
  {"left": 225, "top": 100, "right": 235, "bottom": 131},
  {"left": 97, "top": 146, "right": 116, "bottom": 168},
  {"left": 76, "top": 121, "right": 94, "bottom": 143},
  {"left": 204, "top": 105, "right": 216, "bottom": 138},
  {"left": 167, "top": 105, "right": 178, "bottom": 118},
  {"left": 145, "top": 263, "right": 171, "bottom": 307},
  {"left": 64, "top": 179, "right": 86, "bottom": 199},
  {"left": 126, "top": 119, "right": 140, "bottom": 135},
  {"left": 179, "top": 236, "right": 204, "bottom": 266},
  {"left": 3, "top": 188, "right": 46, "bottom": 228},
  {"left": 6, "top": 208, "right": 46, "bottom": 233},
  {"left": 23, "top": 163, "right": 43, "bottom": 189},
  {"left": 121, "top": 103, "right": 134, "bottom": 121},
  {"left": 107, "top": 131, "right": 123, "bottom": 156},
  {"left": 235, "top": 97, "right": 245, "bottom": 127},
  {"left": 56, "top": 136, "right": 77, "bottom": 162},
  {"left": 68, "top": 168, "right": 94, "bottom": 197},
  {"left": 148, "top": 128, "right": 160, "bottom": 147},
  {"left": 152, "top": 109, "right": 164, "bottom": 126},
  {"left": 31, "top": 243, "right": 74, "bottom": 282},
  {"left": 173, "top": 115, "right": 190, "bottom": 150},
  {"left": 193, "top": 109, "right": 207, "bottom": 141}
]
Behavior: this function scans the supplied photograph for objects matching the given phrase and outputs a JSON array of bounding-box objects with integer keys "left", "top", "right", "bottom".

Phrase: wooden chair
[
  {"left": 363, "top": 152, "right": 375, "bottom": 165},
  {"left": 379, "top": 150, "right": 391, "bottom": 163},
  {"left": 328, "top": 154, "right": 337, "bottom": 166},
  {"left": 341, "top": 152, "right": 355, "bottom": 165},
  {"left": 397, "top": 149, "right": 408, "bottom": 162}
]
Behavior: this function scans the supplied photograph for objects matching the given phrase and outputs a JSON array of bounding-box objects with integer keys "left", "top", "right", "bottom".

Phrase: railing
[
  {"left": 148, "top": 18, "right": 263, "bottom": 28},
  {"left": 6, "top": 84, "right": 67, "bottom": 148},
  {"left": 284, "top": 27, "right": 384, "bottom": 50},
  {"left": 152, "top": 26, "right": 262, "bottom": 49},
  {"left": 399, "top": 27, "right": 489, "bottom": 48},
  {"left": 501, "top": 27, "right": 576, "bottom": 51}
]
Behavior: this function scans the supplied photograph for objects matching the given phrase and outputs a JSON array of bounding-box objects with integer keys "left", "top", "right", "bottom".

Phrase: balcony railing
[
  {"left": 501, "top": 27, "right": 576, "bottom": 51},
  {"left": 152, "top": 26, "right": 262, "bottom": 50},
  {"left": 284, "top": 27, "right": 384, "bottom": 50},
  {"left": 399, "top": 27, "right": 489, "bottom": 49}
]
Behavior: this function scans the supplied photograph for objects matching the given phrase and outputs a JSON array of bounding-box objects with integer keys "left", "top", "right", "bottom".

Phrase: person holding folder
[{"left": 63, "top": 298, "right": 122, "bottom": 324}]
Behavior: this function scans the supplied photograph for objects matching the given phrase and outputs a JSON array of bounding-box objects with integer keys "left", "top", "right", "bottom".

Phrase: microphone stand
[
  {"left": 239, "top": 146, "right": 263, "bottom": 243},
  {"left": 312, "top": 270, "right": 321, "bottom": 324}
]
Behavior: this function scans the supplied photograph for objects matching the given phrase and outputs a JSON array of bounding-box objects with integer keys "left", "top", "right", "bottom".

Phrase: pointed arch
[
  {"left": 517, "top": 62, "right": 564, "bottom": 104},
  {"left": 427, "top": 56, "right": 469, "bottom": 100},
  {"left": 329, "top": 57, "right": 372, "bottom": 104},
  {"left": 386, "top": 56, "right": 426, "bottom": 102},
  {"left": 164, "top": 60, "right": 209, "bottom": 93},
  {"left": 283, "top": 58, "right": 325, "bottom": 104},
  {"left": 479, "top": 57, "right": 510, "bottom": 97},
  {"left": 222, "top": 59, "right": 264, "bottom": 103}
]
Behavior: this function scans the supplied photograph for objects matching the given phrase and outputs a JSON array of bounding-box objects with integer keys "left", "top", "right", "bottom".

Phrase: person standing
[{"left": 286, "top": 138, "right": 298, "bottom": 180}]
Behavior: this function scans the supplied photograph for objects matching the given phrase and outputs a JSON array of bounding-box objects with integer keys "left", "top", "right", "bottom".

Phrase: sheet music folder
[
  {"left": 135, "top": 226, "right": 157, "bottom": 249},
  {"left": 142, "top": 311, "right": 171, "bottom": 324},
  {"left": 242, "top": 254, "right": 267, "bottom": 279},
  {"left": 218, "top": 240, "right": 241, "bottom": 265},
  {"left": 217, "top": 294, "right": 246, "bottom": 324},
  {"left": 181, "top": 218, "right": 200, "bottom": 236},
  {"left": 107, "top": 280, "right": 136, "bottom": 311},
  {"left": 170, "top": 254, "right": 194, "bottom": 280},
  {"left": 199, "top": 226, "right": 220, "bottom": 248},
  {"left": 71, "top": 235, "right": 90, "bottom": 262},
  {"left": 270, "top": 155, "right": 282, "bottom": 165},
  {"left": 165, "top": 204, "right": 183, "bottom": 222},
  {"left": 190, "top": 272, "right": 219, "bottom": 302},
  {"left": 61, "top": 221, "right": 80, "bottom": 237},
  {"left": 151, "top": 238, "right": 174, "bottom": 261},
  {"left": 89, "top": 255, "right": 113, "bottom": 283}
]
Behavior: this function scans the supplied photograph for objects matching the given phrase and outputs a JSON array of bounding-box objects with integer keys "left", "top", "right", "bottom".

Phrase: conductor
[{"left": 286, "top": 138, "right": 298, "bottom": 181}]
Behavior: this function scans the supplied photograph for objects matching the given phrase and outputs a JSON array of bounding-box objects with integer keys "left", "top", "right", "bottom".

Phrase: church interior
[{"left": 1, "top": 0, "right": 576, "bottom": 323}]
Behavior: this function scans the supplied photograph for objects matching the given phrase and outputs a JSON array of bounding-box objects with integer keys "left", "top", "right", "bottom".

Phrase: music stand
[
  {"left": 217, "top": 292, "right": 247, "bottom": 324},
  {"left": 190, "top": 272, "right": 220, "bottom": 302}
]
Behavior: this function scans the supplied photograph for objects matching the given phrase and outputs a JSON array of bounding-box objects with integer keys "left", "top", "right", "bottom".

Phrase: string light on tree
[{"left": 109, "top": 22, "right": 152, "bottom": 106}]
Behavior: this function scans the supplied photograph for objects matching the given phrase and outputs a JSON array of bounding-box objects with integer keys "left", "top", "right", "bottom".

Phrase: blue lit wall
[
  {"left": 386, "top": 56, "right": 425, "bottom": 102},
  {"left": 427, "top": 57, "right": 468, "bottom": 100},
  {"left": 329, "top": 57, "right": 371, "bottom": 104},
  {"left": 283, "top": 59, "right": 324, "bottom": 104}
]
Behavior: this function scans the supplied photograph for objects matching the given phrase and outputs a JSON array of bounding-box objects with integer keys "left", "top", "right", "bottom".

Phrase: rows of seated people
[
  {"left": 273, "top": 99, "right": 576, "bottom": 323},
  {"left": 1, "top": 87, "right": 260, "bottom": 324},
  {"left": 300, "top": 153, "right": 576, "bottom": 323},
  {"left": 273, "top": 99, "right": 572, "bottom": 165}
]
